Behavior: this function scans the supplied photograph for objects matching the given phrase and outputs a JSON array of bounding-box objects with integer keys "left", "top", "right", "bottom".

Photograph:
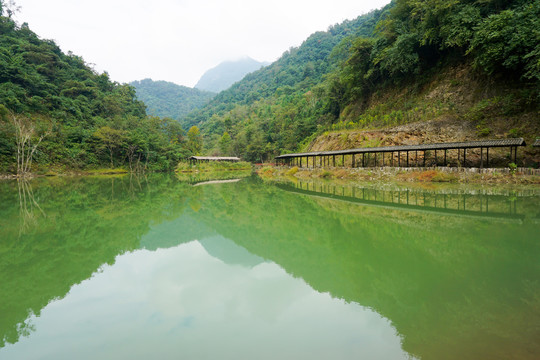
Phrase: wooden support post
[
  {"left": 398, "top": 151, "right": 401, "bottom": 167},
  {"left": 486, "top": 148, "right": 489, "bottom": 167},
  {"left": 514, "top": 146, "right": 517, "bottom": 164},
  {"left": 415, "top": 150, "right": 418, "bottom": 167},
  {"left": 333, "top": 155, "right": 335, "bottom": 167},
  {"left": 423, "top": 151, "right": 426, "bottom": 167},
  {"left": 391, "top": 152, "right": 394, "bottom": 167},
  {"left": 480, "top": 147, "right": 484, "bottom": 169},
  {"left": 362, "top": 153, "right": 365, "bottom": 167},
  {"left": 342, "top": 154, "right": 344, "bottom": 167},
  {"left": 375, "top": 153, "right": 377, "bottom": 167},
  {"left": 300, "top": 157, "right": 302, "bottom": 168},
  {"left": 352, "top": 154, "right": 355, "bottom": 168},
  {"left": 382, "top": 153, "right": 385, "bottom": 167},
  {"left": 444, "top": 150, "right": 447, "bottom": 166},
  {"left": 464, "top": 149, "right": 467, "bottom": 167},
  {"left": 406, "top": 151, "right": 409, "bottom": 167},
  {"left": 435, "top": 150, "right": 437, "bottom": 166}
]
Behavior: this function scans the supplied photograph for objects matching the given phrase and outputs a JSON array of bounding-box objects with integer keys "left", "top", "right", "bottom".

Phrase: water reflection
[
  {"left": 2, "top": 241, "right": 410, "bottom": 360},
  {"left": 276, "top": 180, "right": 536, "bottom": 221},
  {"left": 0, "top": 175, "right": 538, "bottom": 359},
  {"left": 17, "top": 179, "right": 46, "bottom": 237}
]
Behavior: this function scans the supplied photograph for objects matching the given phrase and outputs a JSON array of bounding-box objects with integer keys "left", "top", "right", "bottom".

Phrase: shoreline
[{"left": 258, "top": 165, "right": 540, "bottom": 185}]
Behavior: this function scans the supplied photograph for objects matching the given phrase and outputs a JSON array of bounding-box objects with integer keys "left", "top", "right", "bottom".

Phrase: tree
[
  {"left": 8, "top": 112, "right": 50, "bottom": 177},
  {"left": 93, "top": 126, "right": 126, "bottom": 168},
  {"left": 186, "top": 126, "right": 202, "bottom": 155},
  {"left": 0, "top": 0, "right": 20, "bottom": 18},
  {"left": 219, "top": 132, "right": 232, "bottom": 155}
]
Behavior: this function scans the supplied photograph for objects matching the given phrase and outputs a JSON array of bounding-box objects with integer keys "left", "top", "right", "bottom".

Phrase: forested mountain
[
  {"left": 183, "top": 0, "right": 539, "bottom": 162},
  {"left": 0, "top": 1, "right": 201, "bottom": 174},
  {"left": 194, "top": 57, "right": 269, "bottom": 93},
  {"left": 181, "top": 4, "right": 391, "bottom": 159},
  {"left": 1, "top": 0, "right": 538, "bottom": 171},
  {"left": 130, "top": 79, "right": 215, "bottom": 120}
]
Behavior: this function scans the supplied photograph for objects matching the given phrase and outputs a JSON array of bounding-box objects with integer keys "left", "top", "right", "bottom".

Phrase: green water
[{"left": 0, "top": 175, "right": 539, "bottom": 360}]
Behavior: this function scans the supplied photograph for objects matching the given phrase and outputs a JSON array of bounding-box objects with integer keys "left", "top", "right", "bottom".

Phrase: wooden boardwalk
[{"left": 275, "top": 138, "right": 526, "bottom": 168}]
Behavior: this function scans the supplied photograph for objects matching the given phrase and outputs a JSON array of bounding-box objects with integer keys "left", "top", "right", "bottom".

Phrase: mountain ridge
[
  {"left": 194, "top": 57, "right": 270, "bottom": 93},
  {"left": 130, "top": 78, "right": 215, "bottom": 120}
]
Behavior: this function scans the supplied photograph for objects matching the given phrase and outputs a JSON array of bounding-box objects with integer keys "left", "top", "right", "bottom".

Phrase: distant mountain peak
[
  {"left": 130, "top": 79, "right": 215, "bottom": 120},
  {"left": 194, "top": 57, "right": 270, "bottom": 93}
]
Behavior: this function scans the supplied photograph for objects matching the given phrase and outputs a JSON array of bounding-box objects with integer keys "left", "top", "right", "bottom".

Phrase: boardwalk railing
[{"left": 275, "top": 138, "right": 526, "bottom": 169}]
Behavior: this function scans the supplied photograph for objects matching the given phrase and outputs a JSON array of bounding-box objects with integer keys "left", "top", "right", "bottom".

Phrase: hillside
[
  {"left": 182, "top": 0, "right": 539, "bottom": 163},
  {"left": 182, "top": 7, "right": 385, "bottom": 159},
  {"left": 0, "top": 6, "right": 194, "bottom": 174},
  {"left": 306, "top": 63, "right": 540, "bottom": 166},
  {"left": 130, "top": 79, "right": 215, "bottom": 120},
  {"left": 194, "top": 57, "right": 269, "bottom": 93}
]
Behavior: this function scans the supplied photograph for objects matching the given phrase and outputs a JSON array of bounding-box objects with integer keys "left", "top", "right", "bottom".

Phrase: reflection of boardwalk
[
  {"left": 276, "top": 181, "right": 530, "bottom": 222},
  {"left": 192, "top": 179, "right": 242, "bottom": 186}
]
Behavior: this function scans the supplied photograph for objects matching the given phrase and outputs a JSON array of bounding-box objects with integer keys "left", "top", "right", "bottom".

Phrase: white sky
[{"left": 14, "top": 0, "right": 390, "bottom": 87}]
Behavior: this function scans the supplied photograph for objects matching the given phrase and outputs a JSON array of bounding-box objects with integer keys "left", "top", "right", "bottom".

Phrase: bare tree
[
  {"left": 10, "top": 112, "right": 50, "bottom": 177},
  {"left": 0, "top": 0, "right": 21, "bottom": 18}
]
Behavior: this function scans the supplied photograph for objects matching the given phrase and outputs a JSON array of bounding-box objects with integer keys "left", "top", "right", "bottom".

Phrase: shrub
[
  {"left": 508, "top": 162, "right": 518, "bottom": 175},
  {"left": 432, "top": 172, "right": 459, "bottom": 182},
  {"left": 258, "top": 166, "right": 275, "bottom": 177},
  {"left": 320, "top": 170, "right": 333, "bottom": 179},
  {"left": 416, "top": 170, "right": 439, "bottom": 182},
  {"left": 286, "top": 166, "right": 299, "bottom": 176}
]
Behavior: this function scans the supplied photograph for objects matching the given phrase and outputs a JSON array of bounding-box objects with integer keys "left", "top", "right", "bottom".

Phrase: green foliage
[
  {"left": 219, "top": 132, "right": 232, "bottom": 155},
  {"left": 2, "top": 0, "right": 538, "bottom": 171},
  {"left": 508, "top": 162, "right": 518, "bottom": 175},
  {"left": 179, "top": 8, "right": 388, "bottom": 161},
  {"left": 186, "top": 126, "right": 202, "bottom": 155},
  {"left": 177, "top": 0, "right": 538, "bottom": 163},
  {"left": 0, "top": 13, "right": 193, "bottom": 172},
  {"left": 468, "top": 1, "right": 540, "bottom": 80},
  {"left": 286, "top": 166, "right": 298, "bottom": 176},
  {"left": 320, "top": 170, "right": 333, "bottom": 178},
  {"left": 130, "top": 79, "right": 215, "bottom": 120},
  {"left": 475, "top": 121, "right": 491, "bottom": 137}
]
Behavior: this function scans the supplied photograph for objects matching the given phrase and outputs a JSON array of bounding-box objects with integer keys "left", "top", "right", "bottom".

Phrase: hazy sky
[{"left": 14, "top": 0, "right": 390, "bottom": 87}]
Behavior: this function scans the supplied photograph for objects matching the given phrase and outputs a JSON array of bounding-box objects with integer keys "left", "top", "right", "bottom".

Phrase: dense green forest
[
  {"left": 0, "top": 1, "right": 201, "bottom": 174},
  {"left": 130, "top": 79, "right": 215, "bottom": 120},
  {"left": 0, "top": 0, "right": 538, "bottom": 171},
  {"left": 183, "top": 0, "right": 539, "bottom": 162}
]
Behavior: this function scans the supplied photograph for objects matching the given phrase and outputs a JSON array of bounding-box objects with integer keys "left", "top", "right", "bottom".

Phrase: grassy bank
[
  {"left": 258, "top": 165, "right": 540, "bottom": 185},
  {"left": 176, "top": 161, "right": 252, "bottom": 173},
  {"left": 0, "top": 167, "right": 131, "bottom": 180}
]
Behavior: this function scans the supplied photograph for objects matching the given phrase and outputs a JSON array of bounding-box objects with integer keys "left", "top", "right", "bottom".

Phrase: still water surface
[{"left": 0, "top": 175, "right": 539, "bottom": 359}]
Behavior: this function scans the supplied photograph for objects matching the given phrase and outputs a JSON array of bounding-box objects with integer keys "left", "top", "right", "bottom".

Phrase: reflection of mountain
[
  {"left": 189, "top": 179, "right": 540, "bottom": 360},
  {"left": 140, "top": 214, "right": 215, "bottom": 251},
  {"left": 140, "top": 213, "right": 265, "bottom": 267},
  {"left": 0, "top": 176, "right": 191, "bottom": 348},
  {"left": 1, "top": 176, "right": 539, "bottom": 359},
  {"left": 199, "top": 236, "right": 265, "bottom": 268}
]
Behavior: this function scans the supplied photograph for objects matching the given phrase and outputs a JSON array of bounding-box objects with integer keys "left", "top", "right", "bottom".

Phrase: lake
[{"left": 1, "top": 174, "right": 539, "bottom": 359}]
